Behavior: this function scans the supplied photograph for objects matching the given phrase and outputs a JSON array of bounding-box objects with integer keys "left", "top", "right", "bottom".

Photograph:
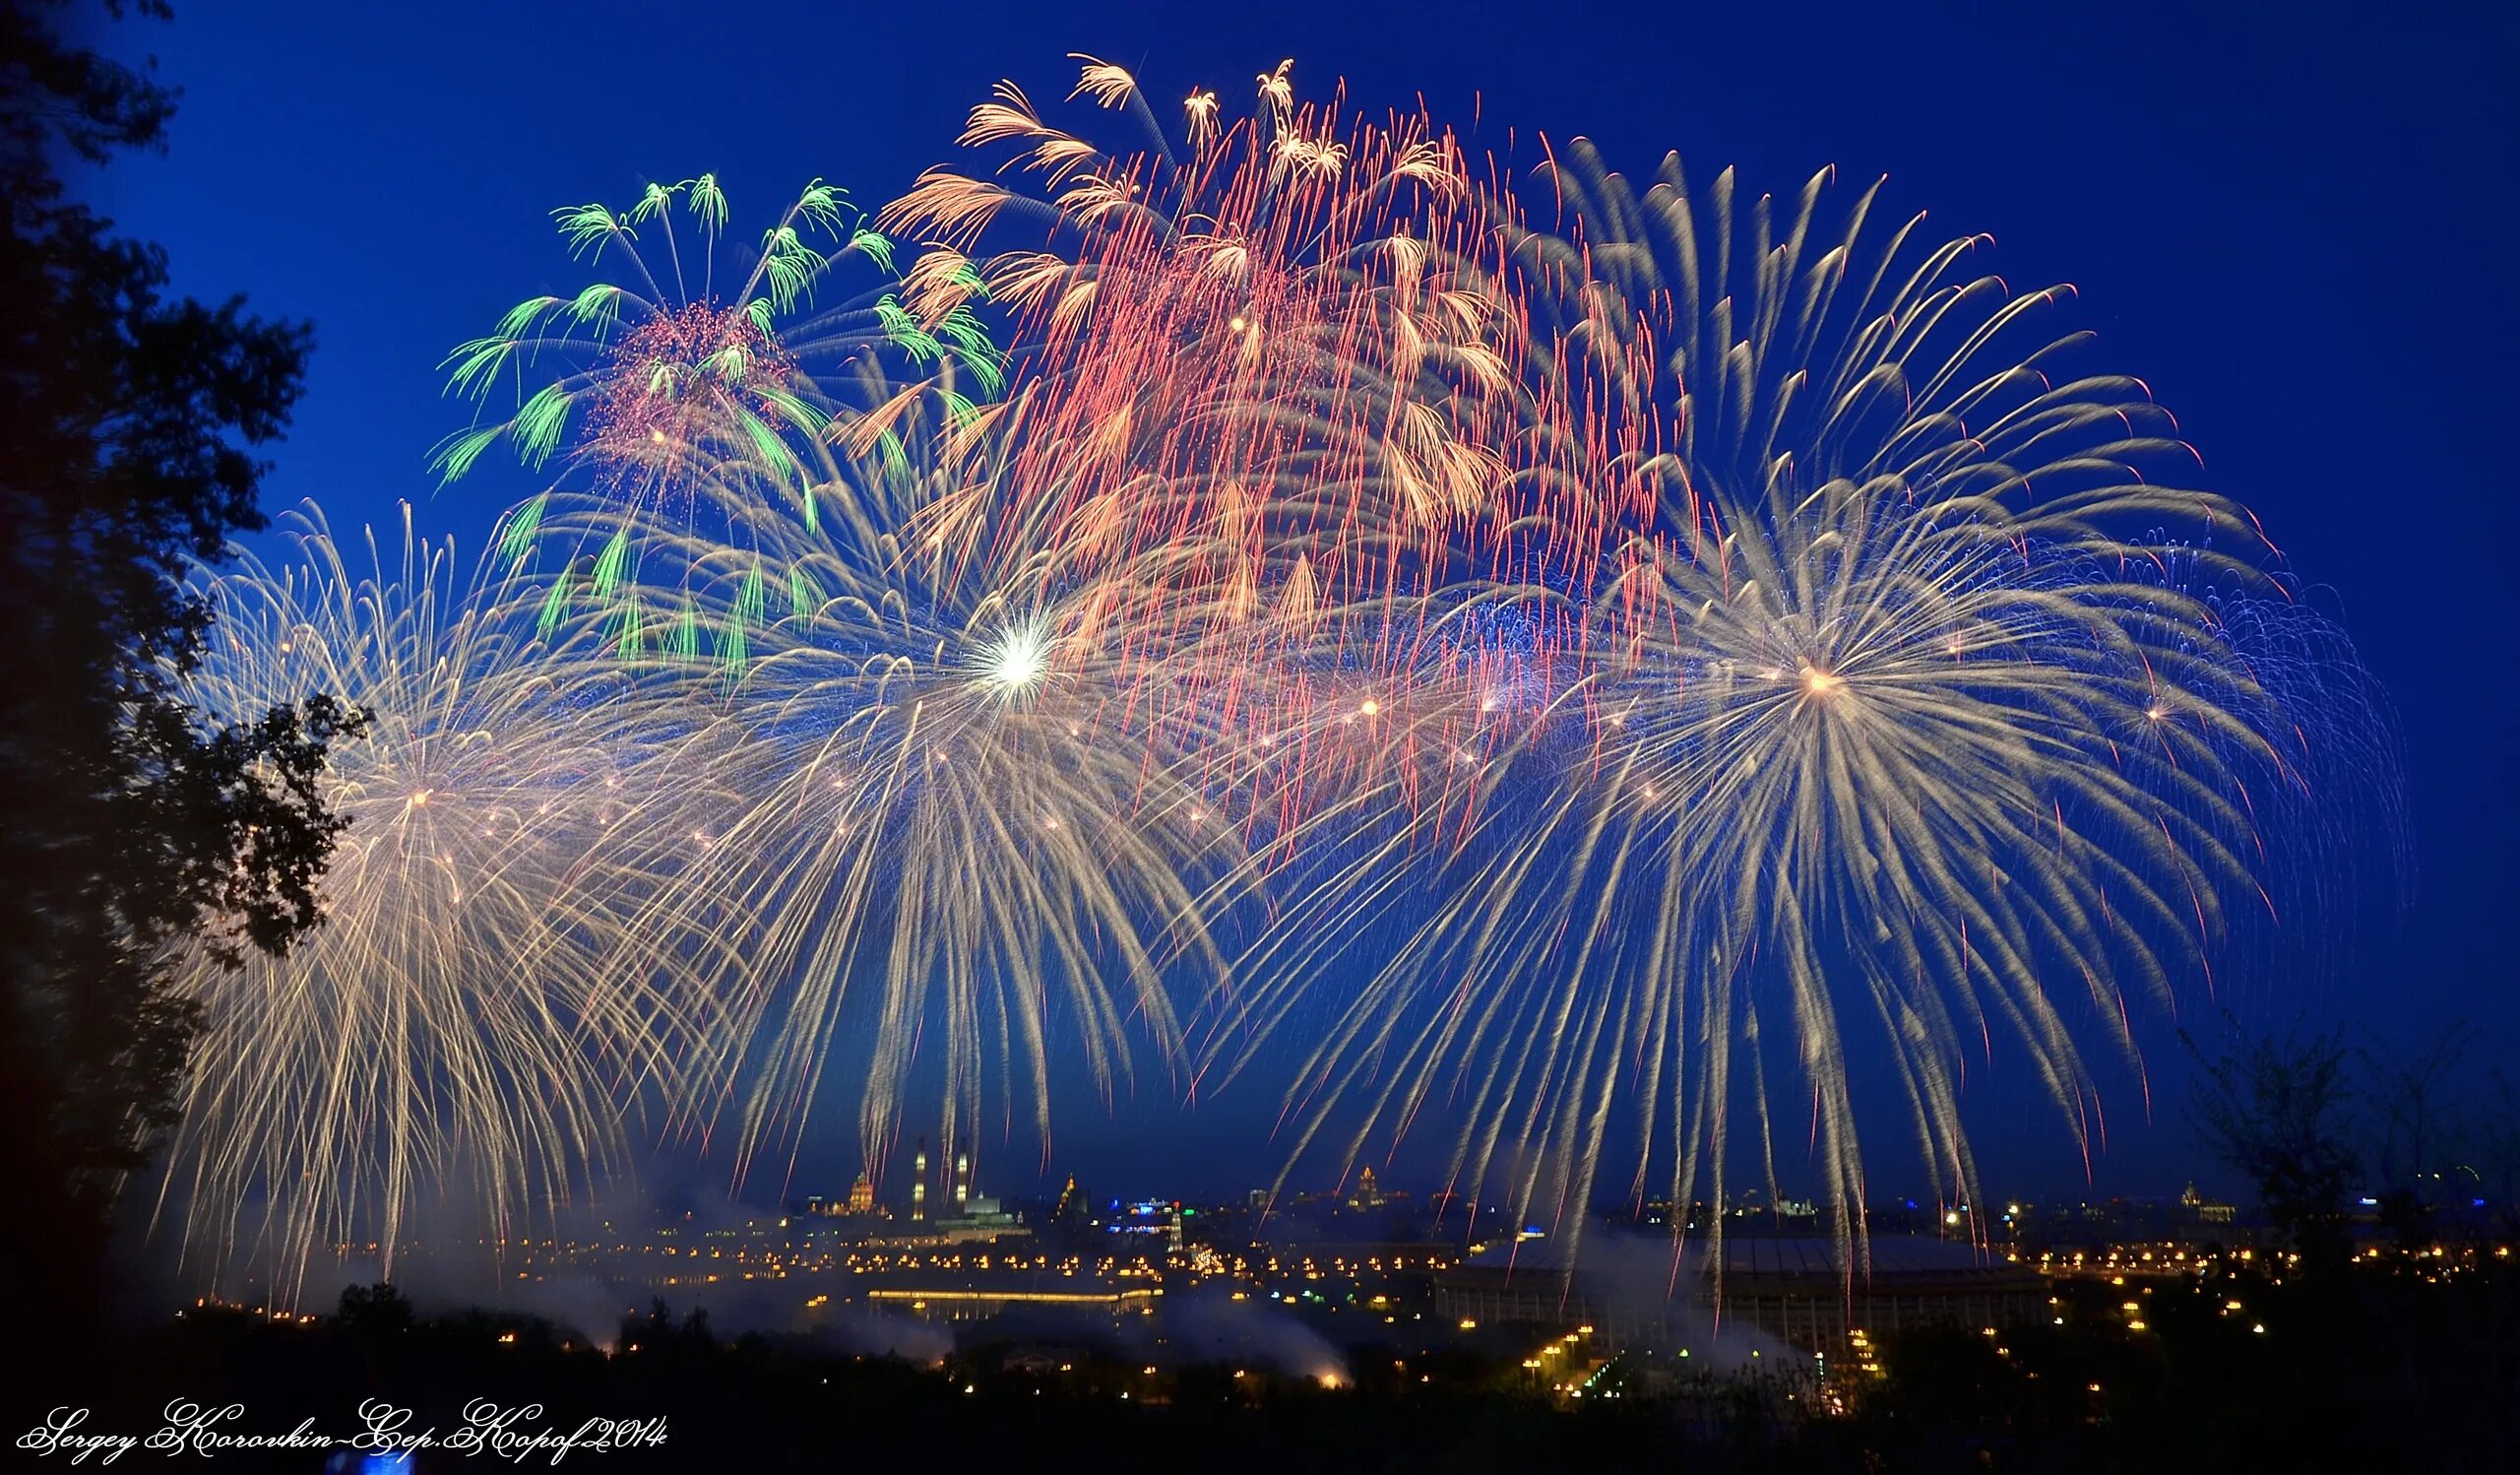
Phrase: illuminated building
[
  {"left": 1108, "top": 1199, "right": 1184, "bottom": 1251},
  {"left": 912, "top": 1138, "right": 928, "bottom": 1223},
  {"left": 867, "top": 1282, "right": 1160, "bottom": 1322},
  {"left": 2178, "top": 1183, "right": 2236, "bottom": 1227},
  {"left": 1347, "top": 1167, "right": 1389, "bottom": 1213},
  {"left": 934, "top": 1192, "right": 1022, "bottom": 1238},
  {"left": 799, "top": 1170, "right": 883, "bottom": 1220},
  {"left": 1434, "top": 1237, "right": 2047, "bottom": 1363},
  {"left": 918, "top": 1154, "right": 1026, "bottom": 1242}
]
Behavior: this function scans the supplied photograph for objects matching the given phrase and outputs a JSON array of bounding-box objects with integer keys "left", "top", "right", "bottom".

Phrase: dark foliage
[
  {"left": 2183, "top": 1016, "right": 2361, "bottom": 1274},
  {"left": 0, "top": 0, "right": 361, "bottom": 1338}
]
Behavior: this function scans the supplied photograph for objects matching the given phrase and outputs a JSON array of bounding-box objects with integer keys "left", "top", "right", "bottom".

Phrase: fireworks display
[
  {"left": 159, "top": 504, "right": 721, "bottom": 1296},
  {"left": 432, "top": 172, "right": 1006, "bottom": 656},
  {"left": 618, "top": 417, "right": 1244, "bottom": 1196},
  {"left": 158, "top": 54, "right": 2398, "bottom": 1298},
  {"left": 1203, "top": 142, "right": 2406, "bottom": 1272}
]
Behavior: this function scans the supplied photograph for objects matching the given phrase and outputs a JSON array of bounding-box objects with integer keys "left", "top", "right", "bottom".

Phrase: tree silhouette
[
  {"left": 0, "top": 0, "right": 362, "bottom": 1334},
  {"left": 2361, "top": 1023, "right": 2473, "bottom": 1253},
  {"left": 2185, "top": 1016, "right": 2360, "bottom": 1275},
  {"left": 337, "top": 1281, "right": 415, "bottom": 1336}
]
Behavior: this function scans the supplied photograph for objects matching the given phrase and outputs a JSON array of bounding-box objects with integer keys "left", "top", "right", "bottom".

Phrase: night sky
[{"left": 89, "top": 1, "right": 2519, "bottom": 1208}]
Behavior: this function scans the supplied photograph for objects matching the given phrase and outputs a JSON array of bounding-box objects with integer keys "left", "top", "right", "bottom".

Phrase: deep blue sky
[{"left": 90, "top": 1, "right": 2518, "bottom": 1207}]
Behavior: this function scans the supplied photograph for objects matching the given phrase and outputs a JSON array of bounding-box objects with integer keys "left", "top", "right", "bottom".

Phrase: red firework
[{"left": 580, "top": 301, "right": 801, "bottom": 492}]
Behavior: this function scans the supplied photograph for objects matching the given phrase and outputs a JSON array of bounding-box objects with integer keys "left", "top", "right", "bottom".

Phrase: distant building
[
  {"left": 936, "top": 1191, "right": 1022, "bottom": 1235},
  {"left": 798, "top": 1171, "right": 882, "bottom": 1220},
  {"left": 1435, "top": 1237, "right": 2048, "bottom": 1362},
  {"left": 1108, "top": 1199, "right": 1183, "bottom": 1250},
  {"left": 1347, "top": 1167, "right": 1390, "bottom": 1213},
  {"left": 867, "top": 1277, "right": 1158, "bottom": 1322},
  {"left": 2009, "top": 1190, "right": 2253, "bottom": 1251},
  {"left": 929, "top": 1155, "right": 1027, "bottom": 1241},
  {"left": 2178, "top": 1183, "right": 2236, "bottom": 1227}
]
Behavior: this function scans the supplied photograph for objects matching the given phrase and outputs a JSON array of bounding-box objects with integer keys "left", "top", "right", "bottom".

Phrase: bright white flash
[{"left": 976, "top": 619, "right": 1051, "bottom": 696}]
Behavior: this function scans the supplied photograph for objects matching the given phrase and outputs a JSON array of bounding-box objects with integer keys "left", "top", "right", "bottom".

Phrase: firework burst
[
  {"left": 881, "top": 57, "right": 1636, "bottom": 855},
  {"left": 1197, "top": 138, "right": 2398, "bottom": 1278},
  {"left": 198, "top": 62, "right": 2401, "bottom": 1295},
  {"left": 592, "top": 398, "right": 1244, "bottom": 1196},
  {"left": 435, "top": 173, "right": 1009, "bottom": 636},
  {"left": 157, "top": 503, "right": 719, "bottom": 1297}
]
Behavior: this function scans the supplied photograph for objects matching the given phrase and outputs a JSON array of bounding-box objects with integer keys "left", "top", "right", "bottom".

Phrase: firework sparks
[
  {"left": 208, "top": 61, "right": 2402, "bottom": 1295},
  {"left": 1188, "top": 132, "right": 2400, "bottom": 1279},
  {"left": 157, "top": 503, "right": 724, "bottom": 1298}
]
